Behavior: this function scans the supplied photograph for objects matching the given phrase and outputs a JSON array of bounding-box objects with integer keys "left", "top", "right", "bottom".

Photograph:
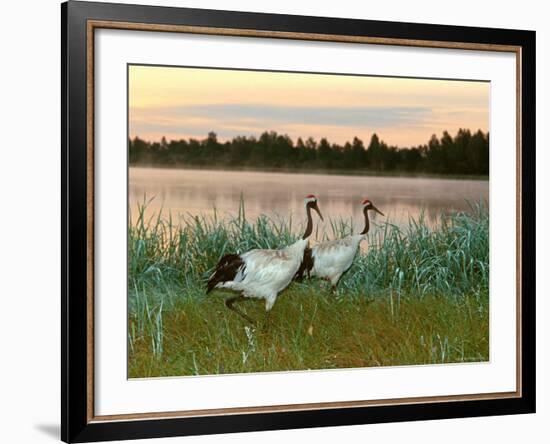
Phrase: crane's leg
[
  {"left": 330, "top": 274, "right": 343, "bottom": 295},
  {"left": 261, "top": 310, "right": 272, "bottom": 332},
  {"left": 261, "top": 296, "right": 276, "bottom": 331},
  {"left": 225, "top": 295, "right": 255, "bottom": 324},
  {"left": 323, "top": 278, "right": 336, "bottom": 294}
]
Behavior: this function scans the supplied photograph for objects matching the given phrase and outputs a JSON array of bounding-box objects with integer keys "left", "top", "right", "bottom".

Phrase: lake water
[{"left": 129, "top": 167, "right": 488, "bottom": 234}]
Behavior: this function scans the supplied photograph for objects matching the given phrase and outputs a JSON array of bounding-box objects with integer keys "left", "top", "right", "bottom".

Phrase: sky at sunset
[{"left": 128, "top": 65, "right": 490, "bottom": 147}]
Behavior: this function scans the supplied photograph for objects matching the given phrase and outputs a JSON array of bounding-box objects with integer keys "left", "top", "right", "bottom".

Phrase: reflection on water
[{"left": 129, "top": 167, "right": 488, "bottom": 234}]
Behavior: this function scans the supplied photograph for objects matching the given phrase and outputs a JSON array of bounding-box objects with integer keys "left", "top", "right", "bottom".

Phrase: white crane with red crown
[
  {"left": 207, "top": 194, "right": 323, "bottom": 323},
  {"left": 295, "top": 198, "right": 384, "bottom": 292}
]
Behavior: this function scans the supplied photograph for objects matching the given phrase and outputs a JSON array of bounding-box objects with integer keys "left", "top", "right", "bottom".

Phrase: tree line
[{"left": 129, "top": 128, "right": 489, "bottom": 176}]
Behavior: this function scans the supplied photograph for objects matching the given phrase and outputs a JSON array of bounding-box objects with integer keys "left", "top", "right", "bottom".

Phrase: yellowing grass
[
  {"left": 128, "top": 199, "right": 489, "bottom": 377},
  {"left": 129, "top": 289, "right": 488, "bottom": 378}
]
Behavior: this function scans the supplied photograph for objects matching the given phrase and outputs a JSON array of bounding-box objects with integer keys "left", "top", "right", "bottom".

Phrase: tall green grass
[
  {"left": 128, "top": 198, "right": 489, "bottom": 374},
  {"left": 129, "top": 198, "right": 488, "bottom": 300}
]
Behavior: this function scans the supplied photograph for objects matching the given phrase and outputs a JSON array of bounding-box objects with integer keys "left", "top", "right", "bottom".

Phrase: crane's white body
[
  {"left": 215, "top": 238, "right": 308, "bottom": 311},
  {"left": 310, "top": 234, "right": 365, "bottom": 286}
]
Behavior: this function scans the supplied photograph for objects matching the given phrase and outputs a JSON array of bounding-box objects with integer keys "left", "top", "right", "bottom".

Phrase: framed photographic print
[{"left": 61, "top": 1, "right": 536, "bottom": 442}]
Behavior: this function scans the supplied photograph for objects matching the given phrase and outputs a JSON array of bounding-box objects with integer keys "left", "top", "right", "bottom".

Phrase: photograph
[{"left": 127, "top": 64, "right": 490, "bottom": 378}]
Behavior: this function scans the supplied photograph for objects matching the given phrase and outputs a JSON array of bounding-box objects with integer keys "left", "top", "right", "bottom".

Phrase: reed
[{"left": 128, "top": 198, "right": 489, "bottom": 377}]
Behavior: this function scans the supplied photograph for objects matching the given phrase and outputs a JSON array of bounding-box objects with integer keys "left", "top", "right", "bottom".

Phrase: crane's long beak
[
  {"left": 372, "top": 205, "right": 384, "bottom": 217},
  {"left": 313, "top": 203, "right": 324, "bottom": 221}
]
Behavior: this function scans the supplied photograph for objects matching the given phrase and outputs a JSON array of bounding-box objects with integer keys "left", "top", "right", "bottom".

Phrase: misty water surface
[{"left": 129, "top": 167, "right": 489, "bottom": 234}]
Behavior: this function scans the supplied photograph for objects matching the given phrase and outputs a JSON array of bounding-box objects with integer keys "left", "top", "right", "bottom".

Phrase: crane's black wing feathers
[
  {"left": 294, "top": 247, "right": 314, "bottom": 281},
  {"left": 206, "top": 254, "right": 246, "bottom": 293}
]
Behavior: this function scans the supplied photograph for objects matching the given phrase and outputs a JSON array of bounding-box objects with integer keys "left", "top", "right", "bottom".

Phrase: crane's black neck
[
  {"left": 360, "top": 207, "right": 370, "bottom": 235},
  {"left": 303, "top": 202, "right": 314, "bottom": 240}
]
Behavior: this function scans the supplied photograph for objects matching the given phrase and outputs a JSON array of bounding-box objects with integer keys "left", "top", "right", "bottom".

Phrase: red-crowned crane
[
  {"left": 295, "top": 198, "right": 384, "bottom": 292},
  {"left": 207, "top": 195, "right": 324, "bottom": 323}
]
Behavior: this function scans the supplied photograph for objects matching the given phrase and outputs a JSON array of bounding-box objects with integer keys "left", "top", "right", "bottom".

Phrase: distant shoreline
[{"left": 128, "top": 163, "right": 489, "bottom": 181}]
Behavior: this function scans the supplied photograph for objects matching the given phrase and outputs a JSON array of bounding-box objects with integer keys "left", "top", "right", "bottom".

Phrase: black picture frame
[{"left": 61, "top": 1, "right": 536, "bottom": 442}]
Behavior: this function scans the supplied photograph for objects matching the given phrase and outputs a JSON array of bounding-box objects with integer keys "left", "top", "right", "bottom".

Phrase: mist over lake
[{"left": 129, "top": 167, "right": 489, "bottom": 234}]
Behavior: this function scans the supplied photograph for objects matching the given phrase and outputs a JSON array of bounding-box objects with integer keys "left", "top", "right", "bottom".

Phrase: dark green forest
[{"left": 129, "top": 129, "right": 489, "bottom": 176}]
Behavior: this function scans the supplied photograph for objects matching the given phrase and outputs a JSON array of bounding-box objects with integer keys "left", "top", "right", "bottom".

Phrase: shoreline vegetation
[
  {"left": 128, "top": 199, "right": 489, "bottom": 377},
  {"left": 129, "top": 128, "right": 489, "bottom": 179}
]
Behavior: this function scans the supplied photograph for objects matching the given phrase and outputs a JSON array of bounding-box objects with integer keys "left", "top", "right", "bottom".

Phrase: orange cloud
[{"left": 129, "top": 65, "right": 489, "bottom": 147}]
